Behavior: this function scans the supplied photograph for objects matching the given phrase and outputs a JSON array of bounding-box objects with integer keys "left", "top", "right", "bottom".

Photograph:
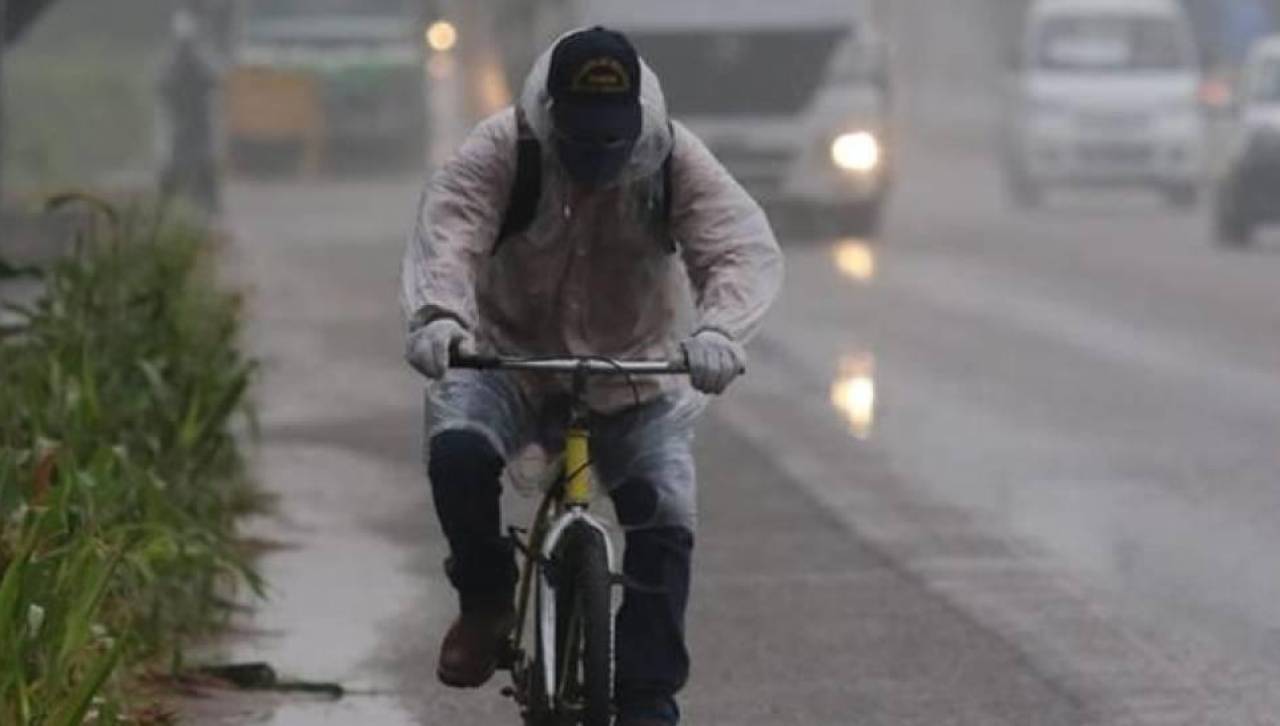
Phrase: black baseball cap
[{"left": 547, "top": 27, "right": 643, "bottom": 145}]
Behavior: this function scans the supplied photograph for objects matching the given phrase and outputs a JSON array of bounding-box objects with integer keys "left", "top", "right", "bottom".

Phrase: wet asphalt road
[
  {"left": 197, "top": 149, "right": 1280, "bottom": 726},
  {"left": 188, "top": 2, "right": 1280, "bottom": 724}
]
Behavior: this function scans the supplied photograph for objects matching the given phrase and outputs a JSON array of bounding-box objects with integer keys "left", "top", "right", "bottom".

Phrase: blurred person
[
  {"left": 401, "top": 27, "right": 783, "bottom": 726},
  {"left": 158, "top": 8, "right": 220, "bottom": 215}
]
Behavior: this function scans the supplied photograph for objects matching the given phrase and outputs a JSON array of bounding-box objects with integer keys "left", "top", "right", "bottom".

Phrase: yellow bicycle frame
[
  {"left": 563, "top": 427, "right": 592, "bottom": 507},
  {"left": 508, "top": 424, "right": 592, "bottom": 671}
]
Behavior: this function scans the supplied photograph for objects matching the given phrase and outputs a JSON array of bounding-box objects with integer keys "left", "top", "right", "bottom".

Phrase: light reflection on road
[
  {"left": 833, "top": 239, "right": 877, "bottom": 283},
  {"left": 427, "top": 52, "right": 456, "bottom": 80},
  {"left": 476, "top": 58, "right": 513, "bottom": 114},
  {"left": 830, "top": 353, "right": 877, "bottom": 439}
]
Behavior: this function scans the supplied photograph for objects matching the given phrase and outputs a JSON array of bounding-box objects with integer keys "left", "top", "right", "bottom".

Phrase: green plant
[{"left": 0, "top": 196, "right": 261, "bottom": 724}]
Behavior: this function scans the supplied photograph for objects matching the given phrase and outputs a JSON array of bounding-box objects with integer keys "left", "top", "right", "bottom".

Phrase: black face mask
[{"left": 553, "top": 131, "right": 637, "bottom": 188}]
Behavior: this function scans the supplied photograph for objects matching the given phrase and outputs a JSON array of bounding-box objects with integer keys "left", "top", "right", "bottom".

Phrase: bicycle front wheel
[{"left": 543, "top": 521, "right": 613, "bottom": 726}]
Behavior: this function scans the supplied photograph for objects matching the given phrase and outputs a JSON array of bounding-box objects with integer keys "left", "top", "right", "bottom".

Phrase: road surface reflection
[
  {"left": 832, "top": 239, "right": 877, "bottom": 283},
  {"left": 830, "top": 353, "right": 877, "bottom": 439}
]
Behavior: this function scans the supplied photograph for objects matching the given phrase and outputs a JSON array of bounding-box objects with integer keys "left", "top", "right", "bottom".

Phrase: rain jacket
[{"left": 402, "top": 41, "right": 784, "bottom": 412}]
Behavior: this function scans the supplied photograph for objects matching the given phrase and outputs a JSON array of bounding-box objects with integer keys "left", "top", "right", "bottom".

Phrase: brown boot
[{"left": 437, "top": 603, "right": 516, "bottom": 688}]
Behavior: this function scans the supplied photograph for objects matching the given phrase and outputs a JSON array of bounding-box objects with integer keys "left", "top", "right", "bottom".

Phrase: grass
[{"left": 0, "top": 195, "right": 261, "bottom": 724}]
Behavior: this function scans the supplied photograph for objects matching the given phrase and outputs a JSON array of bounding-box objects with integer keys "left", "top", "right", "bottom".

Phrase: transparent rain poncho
[{"left": 402, "top": 31, "right": 782, "bottom": 412}]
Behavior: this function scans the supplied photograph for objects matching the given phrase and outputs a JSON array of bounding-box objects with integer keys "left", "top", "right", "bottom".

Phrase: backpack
[{"left": 494, "top": 111, "right": 677, "bottom": 254}]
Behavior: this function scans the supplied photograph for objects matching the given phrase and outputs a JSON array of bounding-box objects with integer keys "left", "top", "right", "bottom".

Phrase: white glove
[
  {"left": 680, "top": 329, "right": 746, "bottom": 395},
  {"left": 405, "top": 319, "right": 474, "bottom": 380}
]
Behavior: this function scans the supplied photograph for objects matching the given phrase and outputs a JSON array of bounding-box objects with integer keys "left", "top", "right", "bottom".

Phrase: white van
[
  {"left": 1006, "top": 0, "right": 1206, "bottom": 207},
  {"left": 500, "top": 0, "right": 892, "bottom": 236}
]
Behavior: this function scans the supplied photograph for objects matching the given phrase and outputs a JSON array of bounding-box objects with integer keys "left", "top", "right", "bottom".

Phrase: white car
[
  {"left": 581, "top": 0, "right": 894, "bottom": 236},
  {"left": 1006, "top": 0, "right": 1206, "bottom": 207},
  {"left": 1214, "top": 36, "right": 1280, "bottom": 246}
]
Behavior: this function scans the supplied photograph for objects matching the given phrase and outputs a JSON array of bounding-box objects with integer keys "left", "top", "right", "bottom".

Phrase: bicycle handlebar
[{"left": 452, "top": 354, "right": 690, "bottom": 376}]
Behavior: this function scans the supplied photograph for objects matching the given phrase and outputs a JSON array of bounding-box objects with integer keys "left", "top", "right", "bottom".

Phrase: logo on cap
[{"left": 571, "top": 57, "right": 632, "bottom": 94}]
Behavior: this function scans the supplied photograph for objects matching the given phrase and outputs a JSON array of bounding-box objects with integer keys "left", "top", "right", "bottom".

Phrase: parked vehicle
[
  {"left": 1214, "top": 35, "right": 1280, "bottom": 246},
  {"left": 226, "top": 0, "right": 428, "bottom": 174},
  {"left": 1005, "top": 0, "right": 1206, "bottom": 207}
]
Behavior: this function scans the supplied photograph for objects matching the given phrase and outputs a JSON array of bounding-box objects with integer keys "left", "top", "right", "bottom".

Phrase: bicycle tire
[
  {"left": 567, "top": 522, "right": 613, "bottom": 726},
  {"left": 526, "top": 559, "right": 553, "bottom": 726},
  {"left": 533, "top": 521, "right": 612, "bottom": 726}
]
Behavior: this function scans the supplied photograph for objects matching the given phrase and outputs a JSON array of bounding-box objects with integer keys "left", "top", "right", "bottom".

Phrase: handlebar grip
[{"left": 450, "top": 352, "right": 500, "bottom": 369}]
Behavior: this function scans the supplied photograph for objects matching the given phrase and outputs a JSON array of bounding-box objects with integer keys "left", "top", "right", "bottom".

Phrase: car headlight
[{"left": 831, "top": 131, "right": 881, "bottom": 173}]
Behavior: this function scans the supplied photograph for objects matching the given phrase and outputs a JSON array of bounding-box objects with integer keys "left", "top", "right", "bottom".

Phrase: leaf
[
  {"left": 47, "top": 634, "right": 125, "bottom": 726},
  {"left": 78, "top": 353, "right": 102, "bottom": 429},
  {"left": 190, "top": 367, "right": 253, "bottom": 467},
  {"left": 29, "top": 448, "right": 58, "bottom": 506},
  {"left": 44, "top": 191, "right": 121, "bottom": 233},
  {"left": 137, "top": 360, "right": 178, "bottom": 428},
  {"left": 177, "top": 392, "right": 203, "bottom": 453},
  {"left": 0, "top": 450, "right": 22, "bottom": 517},
  {"left": 0, "top": 537, "right": 33, "bottom": 707},
  {"left": 55, "top": 546, "right": 123, "bottom": 670},
  {"left": 0, "top": 551, "right": 29, "bottom": 648}
]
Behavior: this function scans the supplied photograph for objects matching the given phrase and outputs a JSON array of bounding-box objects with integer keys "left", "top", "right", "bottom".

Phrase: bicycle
[{"left": 451, "top": 354, "right": 689, "bottom": 726}]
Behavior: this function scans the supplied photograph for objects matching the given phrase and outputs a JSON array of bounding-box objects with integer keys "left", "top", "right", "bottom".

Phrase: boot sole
[{"left": 437, "top": 661, "right": 497, "bottom": 689}]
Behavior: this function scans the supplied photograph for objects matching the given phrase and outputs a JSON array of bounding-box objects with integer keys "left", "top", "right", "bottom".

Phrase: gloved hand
[
  {"left": 680, "top": 329, "right": 746, "bottom": 394},
  {"left": 406, "top": 318, "right": 475, "bottom": 379}
]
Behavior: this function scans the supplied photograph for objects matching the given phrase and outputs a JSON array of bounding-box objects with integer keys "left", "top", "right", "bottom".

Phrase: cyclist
[{"left": 401, "top": 27, "right": 783, "bottom": 726}]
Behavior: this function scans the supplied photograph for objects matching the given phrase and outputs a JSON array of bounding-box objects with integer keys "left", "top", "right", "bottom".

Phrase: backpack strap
[
  {"left": 656, "top": 122, "right": 677, "bottom": 253},
  {"left": 494, "top": 108, "right": 542, "bottom": 253}
]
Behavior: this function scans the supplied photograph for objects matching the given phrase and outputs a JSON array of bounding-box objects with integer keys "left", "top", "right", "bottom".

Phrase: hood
[{"left": 519, "top": 30, "right": 674, "bottom": 184}]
